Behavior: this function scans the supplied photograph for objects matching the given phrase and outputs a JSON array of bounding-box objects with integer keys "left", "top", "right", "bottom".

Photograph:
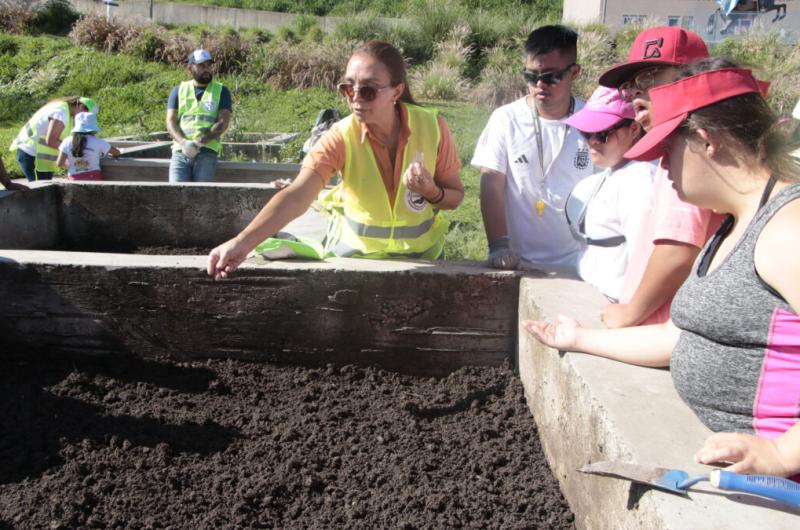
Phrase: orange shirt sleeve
[
  {"left": 300, "top": 123, "right": 345, "bottom": 186},
  {"left": 433, "top": 115, "right": 463, "bottom": 192}
]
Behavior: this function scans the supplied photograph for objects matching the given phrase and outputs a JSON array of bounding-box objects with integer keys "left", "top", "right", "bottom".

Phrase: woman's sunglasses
[
  {"left": 337, "top": 83, "right": 390, "bottom": 102},
  {"left": 579, "top": 121, "right": 627, "bottom": 144},
  {"left": 522, "top": 63, "right": 576, "bottom": 86}
]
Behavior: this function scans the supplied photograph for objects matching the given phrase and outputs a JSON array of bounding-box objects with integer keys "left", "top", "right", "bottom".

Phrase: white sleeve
[
  {"left": 50, "top": 107, "right": 69, "bottom": 125},
  {"left": 58, "top": 138, "right": 71, "bottom": 154},
  {"left": 470, "top": 109, "right": 509, "bottom": 176},
  {"left": 98, "top": 138, "right": 112, "bottom": 156}
]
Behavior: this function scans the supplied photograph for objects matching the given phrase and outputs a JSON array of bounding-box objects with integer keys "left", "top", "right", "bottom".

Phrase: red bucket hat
[
  {"left": 624, "top": 68, "right": 770, "bottom": 161},
  {"left": 599, "top": 27, "right": 709, "bottom": 88}
]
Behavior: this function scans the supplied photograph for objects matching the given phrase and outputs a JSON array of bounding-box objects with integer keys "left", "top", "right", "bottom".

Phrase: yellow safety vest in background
[
  {"left": 326, "top": 103, "right": 449, "bottom": 259},
  {"left": 172, "top": 80, "right": 223, "bottom": 154},
  {"left": 10, "top": 101, "right": 73, "bottom": 175}
]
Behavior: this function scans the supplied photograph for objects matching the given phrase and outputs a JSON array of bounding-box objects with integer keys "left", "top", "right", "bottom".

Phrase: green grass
[{"left": 0, "top": 32, "right": 490, "bottom": 260}]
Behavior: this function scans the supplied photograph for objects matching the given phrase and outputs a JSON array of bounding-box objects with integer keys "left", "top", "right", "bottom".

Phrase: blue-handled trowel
[{"left": 578, "top": 461, "right": 800, "bottom": 508}]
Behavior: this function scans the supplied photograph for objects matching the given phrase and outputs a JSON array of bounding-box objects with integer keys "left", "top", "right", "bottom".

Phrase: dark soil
[
  {"left": 52, "top": 244, "right": 210, "bottom": 255},
  {"left": 0, "top": 353, "right": 574, "bottom": 529},
  {"left": 132, "top": 246, "right": 210, "bottom": 256}
]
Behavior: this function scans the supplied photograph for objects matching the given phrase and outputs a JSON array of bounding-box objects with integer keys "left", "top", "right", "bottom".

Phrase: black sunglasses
[
  {"left": 579, "top": 121, "right": 627, "bottom": 144},
  {"left": 522, "top": 63, "right": 576, "bottom": 86},
  {"left": 337, "top": 83, "right": 390, "bottom": 102}
]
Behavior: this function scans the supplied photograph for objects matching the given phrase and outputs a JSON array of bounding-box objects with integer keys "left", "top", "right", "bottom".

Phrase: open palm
[{"left": 522, "top": 315, "right": 581, "bottom": 351}]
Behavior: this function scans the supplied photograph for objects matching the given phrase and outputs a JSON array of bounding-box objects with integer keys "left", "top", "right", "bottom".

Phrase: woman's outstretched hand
[
  {"left": 207, "top": 237, "right": 251, "bottom": 281},
  {"left": 521, "top": 315, "right": 581, "bottom": 351}
]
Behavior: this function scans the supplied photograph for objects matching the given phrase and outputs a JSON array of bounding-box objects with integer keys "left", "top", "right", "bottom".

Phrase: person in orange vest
[{"left": 207, "top": 40, "right": 465, "bottom": 279}]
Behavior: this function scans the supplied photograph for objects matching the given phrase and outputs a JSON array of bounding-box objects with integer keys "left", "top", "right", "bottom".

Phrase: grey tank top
[{"left": 670, "top": 182, "right": 800, "bottom": 434}]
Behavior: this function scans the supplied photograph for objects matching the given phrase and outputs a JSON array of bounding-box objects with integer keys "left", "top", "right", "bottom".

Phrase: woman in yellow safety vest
[
  {"left": 207, "top": 40, "right": 465, "bottom": 280},
  {"left": 10, "top": 96, "right": 96, "bottom": 181}
]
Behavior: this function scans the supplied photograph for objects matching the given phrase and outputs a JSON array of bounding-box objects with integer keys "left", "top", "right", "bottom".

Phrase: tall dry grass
[
  {"left": 713, "top": 26, "right": 800, "bottom": 116},
  {"left": 248, "top": 40, "right": 354, "bottom": 90},
  {"left": 469, "top": 45, "right": 526, "bottom": 109},
  {"left": 0, "top": 0, "right": 36, "bottom": 34},
  {"left": 572, "top": 24, "right": 616, "bottom": 101},
  {"left": 410, "top": 23, "right": 472, "bottom": 101}
]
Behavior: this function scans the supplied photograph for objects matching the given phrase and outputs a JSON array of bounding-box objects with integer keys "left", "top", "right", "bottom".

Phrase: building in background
[{"left": 564, "top": 0, "right": 799, "bottom": 42}]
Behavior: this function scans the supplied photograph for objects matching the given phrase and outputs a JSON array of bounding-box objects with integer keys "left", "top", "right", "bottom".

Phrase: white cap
[
  {"left": 188, "top": 49, "right": 213, "bottom": 65},
  {"left": 74, "top": 112, "right": 100, "bottom": 133}
]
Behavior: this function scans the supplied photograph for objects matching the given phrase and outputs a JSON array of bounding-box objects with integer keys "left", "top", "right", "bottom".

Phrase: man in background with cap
[
  {"left": 166, "top": 49, "right": 232, "bottom": 182},
  {"left": 597, "top": 26, "right": 723, "bottom": 328},
  {"left": 472, "top": 25, "right": 595, "bottom": 272}
]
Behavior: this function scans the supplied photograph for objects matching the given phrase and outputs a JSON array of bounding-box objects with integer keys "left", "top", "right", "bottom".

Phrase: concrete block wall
[
  {"left": 56, "top": 182, "right": 278, "bottom": 250},
  {"left": 0, "top": 254, "right": 519, "bottom": 376},
  {"left": 0, "top": 183, "right": 279, "bottom": 251},
  {"left": 69, "top": 0, "right": 399, "bottom": 33},
  {"left": 0, "top": 186, "right": 61, "bottom": 250}
]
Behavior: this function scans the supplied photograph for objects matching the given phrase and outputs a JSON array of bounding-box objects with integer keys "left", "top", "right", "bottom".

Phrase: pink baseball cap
[
  {"left": 599, "top": 27, "right": 709, "bottom": 88},
  {"left": 563, "top": 86, "right": 635, "bottom": 132},
  {"left": 624, "top": 68, "right": 769, "bottom": 161}
]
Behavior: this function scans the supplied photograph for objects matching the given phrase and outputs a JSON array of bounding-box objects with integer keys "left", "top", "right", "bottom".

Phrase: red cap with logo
[
  {"left": 599, "top": 26, "right": 710, "bottom": 88},
  {"left": 623, "top": 67, "right": 769, "bottom": 161}
]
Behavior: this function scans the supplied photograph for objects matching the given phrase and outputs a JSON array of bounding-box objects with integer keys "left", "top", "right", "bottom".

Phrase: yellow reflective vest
[
  {"left": 172, "top": 80, "right": 223, "bottom": 154},
  {"left": 10, "top": 101, "right": 73, "bottom": 175},
  {"left": 322, "top": 103, "right": 449, "bottom": 259}
]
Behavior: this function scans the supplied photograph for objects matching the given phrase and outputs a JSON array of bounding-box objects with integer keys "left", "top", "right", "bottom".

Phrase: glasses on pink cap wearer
[
  {"left": 598, "top": 26, "right": 710, "bottom": 89},
  {"left": 624, "top": 68, "right": 769, "bottom": 161}
]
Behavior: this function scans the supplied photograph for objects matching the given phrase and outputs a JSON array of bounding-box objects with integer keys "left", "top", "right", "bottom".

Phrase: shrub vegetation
[{"left": 2, "top": 3, "right": 800, "bottom": 259}]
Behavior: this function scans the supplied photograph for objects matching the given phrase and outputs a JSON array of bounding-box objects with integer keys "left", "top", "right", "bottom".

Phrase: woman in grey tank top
[{"left": 524, "top": 58, "right": 800, "bottom": 480}]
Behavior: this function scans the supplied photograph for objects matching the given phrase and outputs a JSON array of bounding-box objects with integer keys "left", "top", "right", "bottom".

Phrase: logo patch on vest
[
  {"left": 405, "top": 189, "right": 428, "bottom": 213},
  {"left": 574, "top": 147, "right": 590, "bottom": 170},
  {"left": 202, "top": 100, "right": 218, "bottom": 112}
]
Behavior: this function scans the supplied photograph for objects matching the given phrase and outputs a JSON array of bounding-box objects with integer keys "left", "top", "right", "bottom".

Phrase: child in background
[
  {"left": 562, "top": 86, "right": 656, "bottom": 302},
  {"left": 57, "top": 112, "right": 119, "bottom": 180}
]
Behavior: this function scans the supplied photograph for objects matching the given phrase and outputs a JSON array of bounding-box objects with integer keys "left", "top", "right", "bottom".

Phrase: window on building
[
  {"left": 622, "top": 15, "right": 646, "bottom": 25},
  {"left": 668, "top": 15, "right": 694, "bottom": 30}
]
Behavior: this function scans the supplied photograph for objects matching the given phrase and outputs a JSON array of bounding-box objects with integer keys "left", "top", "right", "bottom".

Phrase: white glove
[
  {"left": 182, "top": 140, "right": 201, "bottom": 159},
  {"left": 487, "top": 237, "right": 520, "bottom": 270}
]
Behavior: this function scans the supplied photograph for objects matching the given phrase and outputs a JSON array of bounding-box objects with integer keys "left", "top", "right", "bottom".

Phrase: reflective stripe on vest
[
  {"left": 327, "top": 103, "right": 449, "bottom": 259},
  {"left": 172, "top": 80, "right": 223, "bottom": 154}
]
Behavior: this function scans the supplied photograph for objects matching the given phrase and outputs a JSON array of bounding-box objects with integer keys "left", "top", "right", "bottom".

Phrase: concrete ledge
[
  {"left": 0, "top": 254, "right": 519, "bottom": 376},
  {"left": 100, "top": 158, "right": 300, "bottom": 183},
  {"left": 518, "top": 276, "right": 800, "bottom": 529}
]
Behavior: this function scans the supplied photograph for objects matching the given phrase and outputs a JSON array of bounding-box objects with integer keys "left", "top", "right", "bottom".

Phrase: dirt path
[{"left": 0, "top": 353, "right": 574, "bottom": 529}]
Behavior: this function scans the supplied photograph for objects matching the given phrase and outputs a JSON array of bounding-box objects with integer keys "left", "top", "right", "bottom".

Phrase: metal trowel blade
[{"left": 578, "top": 461, "right": 690, "bottom": 496}]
